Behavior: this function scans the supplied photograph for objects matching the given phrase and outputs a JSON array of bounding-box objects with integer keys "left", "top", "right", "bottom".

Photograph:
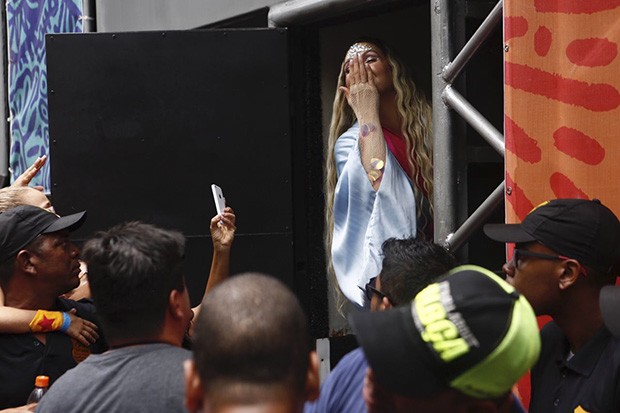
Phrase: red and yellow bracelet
[{"left": 29, "top": 310, "right": 70, "bottom": 333}]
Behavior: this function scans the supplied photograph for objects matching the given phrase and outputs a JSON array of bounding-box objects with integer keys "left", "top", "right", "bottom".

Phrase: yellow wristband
[{"left": 29, "top": 310, "right": 64, "bottom": 333}]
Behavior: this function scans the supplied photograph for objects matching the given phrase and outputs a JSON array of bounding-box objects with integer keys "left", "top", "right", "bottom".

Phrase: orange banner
[
  {"left": 504, "top": 2, "right": 620, "bottom": 408},
  {"left": 504, "top": 1, "right": 620, "bottom": 223}
]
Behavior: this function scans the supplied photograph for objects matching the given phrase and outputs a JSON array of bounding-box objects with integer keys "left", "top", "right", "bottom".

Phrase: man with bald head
[{"left": 185, "top": 273, "right": 319, "bottom": 413}]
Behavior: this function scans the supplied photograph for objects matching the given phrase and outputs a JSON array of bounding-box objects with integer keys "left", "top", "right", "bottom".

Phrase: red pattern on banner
[
  {"left": 566, "top": 38, "right": 618, "bottom": 67},
  {"left": 505, "top": 62, "right": 620, "bottom": 112},
  {"left": 505, "top": 16, "right": 528, "bottom": 41},
  {"left": 505, "top": 115, "right": 542, "bottom": 163},
  {"left": 534, "top": 26, "right": 552, "bottom": 57},
  {"left": 550, "top": 172, "right": 590, "bottom": 199},
  {"left": 505, "top": 0, "right": 620, "bottom": 408},
  {"left": 553, "top": 126, "right": 605, "bottom": 165},
  {"left": 535, "top": 0, "right": 620, "bottom": 14},
  {"left": 506, "top": 173, "right": 534, "bottom": 221}
]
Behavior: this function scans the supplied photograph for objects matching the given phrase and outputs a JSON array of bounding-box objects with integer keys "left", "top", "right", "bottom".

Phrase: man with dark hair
[
  {"left": 0, "top": 205, "right": 104, "bottom": 409},
  {"left": 37, "top": 222, "right": 193, "bottom": 412},
  {"left": 376, "top": 237, "right": 456, "bottom": 308},
  {"left": 352, "top": 265, "right": 541, "bottom": 413},
  {"left": 484, "top": 198, "right": 620, "bottom": 412},
  {"left": 184, "top": 273, "right": 320, "bottom": 413},
  {"left": 304, "top": 238, "right": 456, "bottom": 413}
]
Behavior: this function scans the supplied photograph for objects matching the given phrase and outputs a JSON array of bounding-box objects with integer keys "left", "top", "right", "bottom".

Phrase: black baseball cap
[
  {"left": 0, "top": 205, "right": 86, "bottom": 262},
  {"left": 351, "top": 265, "right": 540, "bottom": 399},
  {"left": 484, "top": 199, "right": 620, "bottom": 274}
]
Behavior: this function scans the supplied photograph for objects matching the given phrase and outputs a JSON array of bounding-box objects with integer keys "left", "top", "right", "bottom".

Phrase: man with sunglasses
[
  {"left": 304, "top": 238, "right": 456, "bottom": 413},
  {"left": 484, "top": 198, "right": 620, "bottom": 413}
]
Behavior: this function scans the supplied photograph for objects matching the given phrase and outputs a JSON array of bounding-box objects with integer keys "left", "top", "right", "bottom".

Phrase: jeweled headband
[{"left": 346, "top": 43, "right": 373, "bottom": 60}]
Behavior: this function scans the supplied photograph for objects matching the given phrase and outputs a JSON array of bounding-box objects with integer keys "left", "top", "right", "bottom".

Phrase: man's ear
[
  {"left": 305, "top": 351, "right": 320, "bottom": 402},
  {"left": 169, "top": 288, "right": 186, "bottom": 319},
  {"left": 559, "top": 259, "right": 582, "bottom": 290},
  {"left": 15, "top": 250, "right": 36, "bottom": 275},
  {"left": 184, "top": 359, "right": 203, "bottom": 413},
  {"left": 381, "top": 296, "right": 392, "bottom": 310}
]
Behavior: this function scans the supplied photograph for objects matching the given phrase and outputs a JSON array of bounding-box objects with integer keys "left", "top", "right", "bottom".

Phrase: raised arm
[
  {"left": 340, "top": 54, "right": 386, "bottom": 191},
  {"left": 0, "top": 306, "right": 98, "bottom": 345},
  {"left": 191, "top": 207, "right": 236, "bottom": 321}
]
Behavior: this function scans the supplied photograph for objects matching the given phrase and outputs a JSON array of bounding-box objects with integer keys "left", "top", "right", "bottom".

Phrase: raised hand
[
  {"left": 339, "top": 54, "right": 380, "bottom": 120},
  {"left": 210, "top": 207, "right": 236, "bottom": 252},
  {"left": 12, "top": 155, "right": 46, "bottom": 189}
]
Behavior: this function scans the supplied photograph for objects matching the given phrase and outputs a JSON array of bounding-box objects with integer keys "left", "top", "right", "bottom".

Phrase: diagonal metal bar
[
  {"left": 445, "top": 181, "right": 505, "bottom": 251},
  {"left": 443, "top": 85, "right": 505, "bottom": 156},
  {"left": 442, "top": 0, "right": 503, "bottom": 84}
]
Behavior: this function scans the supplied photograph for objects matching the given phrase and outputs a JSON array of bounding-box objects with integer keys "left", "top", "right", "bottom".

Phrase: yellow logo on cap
[
  {"left": 415, "top": 283, "right": 469, "bottom": 362},
  {"left": 529, "top": 200, "right": 550, "bottom": 214},
  {"left": 574, "top": 406, "right": 590, "bottom": 413}
]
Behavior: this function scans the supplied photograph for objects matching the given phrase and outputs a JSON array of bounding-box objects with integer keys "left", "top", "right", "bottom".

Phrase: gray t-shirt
[{"left": 36, "top": 343, "right": 190, "bottom": 413}]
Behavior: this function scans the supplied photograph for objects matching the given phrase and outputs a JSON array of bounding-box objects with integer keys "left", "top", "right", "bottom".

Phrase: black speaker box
[{"left": 45, "top": 29, "right": 327, "bottom": 336}]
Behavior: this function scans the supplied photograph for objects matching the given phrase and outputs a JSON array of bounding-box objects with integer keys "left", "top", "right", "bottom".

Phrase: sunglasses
[
  {"left": 358, "top": 277, "right": 390, "bottom": 302},
  {"left": 510, "top": 248, "right": 578, "bottom": 271}
]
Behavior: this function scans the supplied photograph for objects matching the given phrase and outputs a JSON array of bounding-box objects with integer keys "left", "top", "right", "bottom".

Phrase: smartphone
[{"left": 211, "top": 184, "right": 226, "bottom": 215}]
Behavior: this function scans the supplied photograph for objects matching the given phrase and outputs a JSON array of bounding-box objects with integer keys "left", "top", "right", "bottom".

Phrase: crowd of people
[{"left": 0, "top": 39, "right": 618, "bottom": 413}]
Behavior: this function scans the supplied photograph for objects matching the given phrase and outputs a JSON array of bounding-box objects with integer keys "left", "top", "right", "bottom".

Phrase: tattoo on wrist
[{"left": 360, "top": 123, "right": 376, "bottom": 138}]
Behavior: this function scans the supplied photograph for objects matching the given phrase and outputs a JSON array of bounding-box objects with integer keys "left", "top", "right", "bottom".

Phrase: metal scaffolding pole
[
  {"left": 431, "top": 0, "right": 505, "bottom": 249},
  {"left": 0, "top": 4, "right": 9, "bottom": 186},
  {"left": 82, "top": 0, "right": 96, "bottom": 33},
  {"left": 268, "top": 0, "right": 399, "bottom": 27},
  {"left": 430, "top": 0, "right": 457, "bottom": 244}
]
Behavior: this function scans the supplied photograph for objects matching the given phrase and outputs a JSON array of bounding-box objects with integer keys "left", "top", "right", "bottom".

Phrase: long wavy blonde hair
[{"left": 324, "top": 39, "right": 433, "bottom": 312}]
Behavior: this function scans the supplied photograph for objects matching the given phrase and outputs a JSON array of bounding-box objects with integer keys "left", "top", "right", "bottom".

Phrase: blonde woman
[{"left": 325, "top": 40, "right": 433, "bottom": 308}]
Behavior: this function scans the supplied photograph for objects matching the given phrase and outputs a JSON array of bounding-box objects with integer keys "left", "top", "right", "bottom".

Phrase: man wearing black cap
[
  {"left": 0, "top": 205, "right": 105, "bottom": 409},
  {"left": 484, "top": 198, "right": 620, "bottom": 413},
  {"left": 304, "top": 238, "right": 457, "bottom": 413},
  {"left": 351, "top": 265, "right": 541, "bottom": 413}
]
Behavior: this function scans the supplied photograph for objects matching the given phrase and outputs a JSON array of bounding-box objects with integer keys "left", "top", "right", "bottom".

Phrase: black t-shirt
[
  {"left": 0, "top": 298, "right": 106, "bottom": 409},
  {"left": 530, "top": 321, "right": 620, "bottom": 413}
]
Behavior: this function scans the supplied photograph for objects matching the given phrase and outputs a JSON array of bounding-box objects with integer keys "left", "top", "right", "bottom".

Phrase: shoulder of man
[
  {"left": 532, "top": 321, "right": 564, "bottom": 374},
  {"left": 304, "top": 348, "right": 368, "bottom": 413},
  {"left": 56, "top": 297, "right": 96, "bottom": 318},
  {"left": 539, "top": 321, "right": 564, "bottom": 346}
]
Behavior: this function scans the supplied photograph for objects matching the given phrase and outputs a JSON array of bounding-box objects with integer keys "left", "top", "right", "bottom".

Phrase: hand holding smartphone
[{"left": 211, "top": 184, "right": 226, "bottom": 215}]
